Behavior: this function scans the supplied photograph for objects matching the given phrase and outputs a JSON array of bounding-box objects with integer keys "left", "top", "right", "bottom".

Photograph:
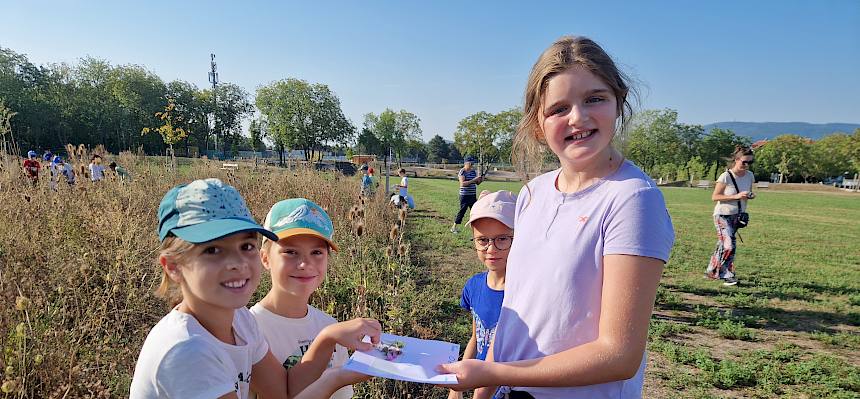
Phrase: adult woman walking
[
  {"left": 706, "top": 146, "right": 755, "bottom": 286},
  {"left": 451, "top": 156, "right": 483, "bottom": 233}
]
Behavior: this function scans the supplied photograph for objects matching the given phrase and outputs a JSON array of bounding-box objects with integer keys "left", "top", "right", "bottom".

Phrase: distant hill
[{"left": 703, "top": 122, "right": 860, "bottom": 142}]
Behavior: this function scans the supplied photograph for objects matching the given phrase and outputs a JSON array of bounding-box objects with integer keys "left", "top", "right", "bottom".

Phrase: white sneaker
[{"left": 450, "top": 225, "right": 459, "bottom": 233}]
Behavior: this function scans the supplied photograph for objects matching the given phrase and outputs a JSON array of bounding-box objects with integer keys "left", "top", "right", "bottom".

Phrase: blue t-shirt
[
  {"left": 460, "top": 272, "right": 504, "bottom": 361},
  {"left": 362, "top": 175, "right": 372, "bottom": 189}
]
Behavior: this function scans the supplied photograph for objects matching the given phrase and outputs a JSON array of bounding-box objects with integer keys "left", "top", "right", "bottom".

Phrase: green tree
[
  {"left": 686, "top": 156, "right": 707, "bottom": 182},
  {"left": 248, "top": 117, "right": 267, "bottom": 153},
  {"left": 699, "top": 127, "right": 750, "bottom": 169},
  {"left": 810, "top": 133, "right": 852, "bottom": 180},
  {"left": 448, "top": 144, "right": 462, "bottom": 162},
  {"left": 166, "top": 80, "right": 210, "bottom": 155},
  {"left": 0, "top": 100, "right": 18, "bottom": 157},
  {"left": 493, "top": 108, "right": 521, "bottom": 165},
  {"left": 404, "top": 138, "right": 428, "bottom": 163},
  {"left": 454, "top": 111, "right": 496, "bottom": 168},
  {"left": 707, "top": 162, "right": 719, "bottom": 181},
  {"left": 355, "top": 127, "right": 383, "bottom": 157},
  {"left": 142, "top": 97, "right": 188, "bottom": 167},
  {"left": 426, "top": 134, "right": 450, "bottom": 163},
  {"left": 453, "top": 108, "right": 520, "bottom": 171},
  {"left": 755, "top": 135, "right": 812, "bottom": 182},
  {"left": 210, "top": 83, "right": 253, "bottom": 158},
  {"left": 625, "top": 109, "right": 687, "bottom": 174},
  {"left": 256, "top": 78, "right": 355, "bottom": 163},
  {"left": 363, "top": 108, "right": 422, "bottom": 166}
]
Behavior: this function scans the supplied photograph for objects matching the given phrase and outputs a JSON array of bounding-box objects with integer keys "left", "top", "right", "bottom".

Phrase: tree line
[
  {"left": 621, "top": 109, "right": 860, "bottom": 183},
  {"left": 2, "top": 46, "right": 858, "bottom": 182}
]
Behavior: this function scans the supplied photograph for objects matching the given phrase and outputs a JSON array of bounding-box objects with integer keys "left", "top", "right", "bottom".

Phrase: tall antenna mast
[{"left": 208, "top": 53, "right": 219, "bottom": 158}]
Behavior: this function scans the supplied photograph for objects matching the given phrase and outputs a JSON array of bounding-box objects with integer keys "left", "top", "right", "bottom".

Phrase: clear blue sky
[{"left": 2, "top": 1, "right": 858, "bottom": 141}]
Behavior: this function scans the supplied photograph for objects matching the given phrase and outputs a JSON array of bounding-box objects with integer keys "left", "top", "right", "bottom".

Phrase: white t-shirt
[
  {"left": 249, "top": 303, "right": 353, "bottom": 399},
  {"left": 61, "top": 163, "right": 76, "bottom": 183},
  {"left": 130, "top": 307, "right": 269, "bottom": 399},
  {"left": 714, "top": 170, "right": 754, "bottom": 216},
  {"left": 49, "top": 164, "right": 61, "bottom": 188},
  {"left": 89, "top": 163, "right": 105, "bottom": 181},
  {"left": 399, "top": 176, "right": 408, "bottom": 197}
]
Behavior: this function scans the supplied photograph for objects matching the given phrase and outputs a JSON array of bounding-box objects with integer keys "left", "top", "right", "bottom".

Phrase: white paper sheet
[{"left": 343, "top": 333, "right": 460, "bottom": 384}]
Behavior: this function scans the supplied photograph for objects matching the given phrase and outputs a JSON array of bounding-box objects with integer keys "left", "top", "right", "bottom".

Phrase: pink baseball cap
[{"left": 467, "top": 190, "right": 517, "bottom": 229}]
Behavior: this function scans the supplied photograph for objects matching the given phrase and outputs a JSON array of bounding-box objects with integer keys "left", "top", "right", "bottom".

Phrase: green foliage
[
  {"left": 453, "top": 108, "right": 521, "bottom": 169},
  {"left": 0, "top": 99, "right": 17, "bottom": 155},
  {"left": 699, "top": 127, "right": 750, "bottom": 168},
  {"left": 648, "top": 320, "right": 692, "bottom": 340},
  {"left": 356, "top": 127, "right": 383, "bottom": 157},
  {"left": 0, "top": 46, "right": 261, "bottom": 156},
  {"left": 256, "top": 78, "right": 354, "bottom": 162},
  {"left": 686, "top": 156, "right": 707, "bottom": 182},
  {"left": 362, "top": 109, "right": 422, "bottom": 163},
  {"left": 754, "top": 135, "right": 813, "bottom": 182},
  {"left": 811, "top": 331, "right": 860, "bottom": 349},
  {"left": 706, "top": 162, "right": 719, "bottom": 181},
  {"left": 426, "top": 134, "right": 450, "bottom": 163},
  {"left": 625, "top": 109, "right": 694, "bottom": 171}
]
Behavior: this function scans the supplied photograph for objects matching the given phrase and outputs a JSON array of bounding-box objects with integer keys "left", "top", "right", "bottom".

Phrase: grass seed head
[{"left": 15, "top": 296, "right": 30, "bottom": 311}]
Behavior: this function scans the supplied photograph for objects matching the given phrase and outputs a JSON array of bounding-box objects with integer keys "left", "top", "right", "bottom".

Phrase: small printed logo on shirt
[
  {"left": 234, "top": 371, "right": 251, "bottom": 391},
  {"left": 578, "top": 216, "right": 589, "bottom": 223}
]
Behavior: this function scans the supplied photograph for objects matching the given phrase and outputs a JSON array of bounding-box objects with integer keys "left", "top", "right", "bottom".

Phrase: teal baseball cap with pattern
[
  {"left": 157, "top": 178, "right": 277, "bottom": 243},
  {"left": 263, "top": 198, "right": 338, "bottom": 251}
]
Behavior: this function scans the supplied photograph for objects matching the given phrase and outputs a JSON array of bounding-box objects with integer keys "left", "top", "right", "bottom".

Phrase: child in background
[
  {"left": 89, "top": 154, "right": 105, "bottom": 182},
  {"left": 251, "top": 198, "right": 379, "bottom": 399},
  {"left": 439, "top": 36, "right": 675, "bottom": 399},
  {"left": 109, "top": 161, "right": 132, "bottom": 182},
  {"left": 23, "top": 150, "right": 40, "bottom": 186},
  {"left": 448, "top": 190, "right": 516, "bottom": 399},
  {"left": 48, "top": 156, "right": 61, "bottom": 191},
  {"left": 396, "top": 168, "right": 408, "bottom": 201},
  {"left": 55, "top": 157, "right": 76, "bottom": 186},
  {"left": 360, "top": 165, "right": 372, "bottom": 197},
  {"left": 131, "top": 178, "right": 377, "bottom": 399}
]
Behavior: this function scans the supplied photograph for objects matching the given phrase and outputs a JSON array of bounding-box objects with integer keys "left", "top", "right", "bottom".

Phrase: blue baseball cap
[
  {"left": 52, "top": 156, "right": 63, "bottom": 164},
  {"left": 157, "top": 178, "right": 278, "bottom": 243},
  {"left": 27, "top": 150, "right": 37, "bottom": 158},
  {"left": 263, "top": 198, "right": 338, "bottom": 251},
  {"left": 464, "top": 155, "right": 477, "bottom": 163}
]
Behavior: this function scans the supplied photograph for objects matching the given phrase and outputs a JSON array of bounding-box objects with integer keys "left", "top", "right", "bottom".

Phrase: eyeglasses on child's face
[
  {"left": 473, "top": 235, "right": 513, "bottom": 251},
  {"left": 738, "top": 158, "right": 754, "bottom": 166}
]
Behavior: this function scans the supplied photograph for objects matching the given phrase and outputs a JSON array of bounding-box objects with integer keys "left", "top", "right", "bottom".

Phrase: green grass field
[{"left": 407, "top": 177, "right": 860, "bottom": 399}]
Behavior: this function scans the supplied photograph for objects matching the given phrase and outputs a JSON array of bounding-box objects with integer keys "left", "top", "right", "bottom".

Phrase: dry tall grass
[{"left": 0, "top": 154, "right": 422, "bottom": 397}]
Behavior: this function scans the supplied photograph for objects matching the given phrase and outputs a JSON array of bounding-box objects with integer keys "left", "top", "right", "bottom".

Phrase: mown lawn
[{"left": 407, "top": 176, "right": 860, "bottom": 398}]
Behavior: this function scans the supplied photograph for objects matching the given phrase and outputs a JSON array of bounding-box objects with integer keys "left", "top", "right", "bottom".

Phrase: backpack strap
[{"left": 726, "top": 170, "right": 744, "bottom": 212}]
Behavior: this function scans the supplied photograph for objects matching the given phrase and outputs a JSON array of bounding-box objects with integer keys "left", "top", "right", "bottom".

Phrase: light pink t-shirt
[{"left": 494, "top": 161, "right": 675, "bottom": 398}]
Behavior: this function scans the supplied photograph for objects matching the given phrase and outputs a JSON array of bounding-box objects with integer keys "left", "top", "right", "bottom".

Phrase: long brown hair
[{"left": 512, "top": 36, "right": 637, "bottom": 181}]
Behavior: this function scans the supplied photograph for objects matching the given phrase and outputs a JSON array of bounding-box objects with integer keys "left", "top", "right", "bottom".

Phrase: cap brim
[
  {"left": 466, "top": 214, "right": 515, "bottom": 229},
  {"left": 171, "top": 218, "right": 278, "bottom": 244},
  {"left": 272, "top": 228, "right": 339, "bottom": 252}
]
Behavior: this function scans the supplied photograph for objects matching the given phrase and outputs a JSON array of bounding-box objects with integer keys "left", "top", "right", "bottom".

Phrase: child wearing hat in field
[
  {"left": 23, "top": 150, "right": 40, "bottom": 186},
  {"left": 251, "top": 198, "right": 379, "bottom": 399},
  {"left": 131, "top": 179, "right": 377, "bottom": 399},
  {"left": 448, "top": 190, "right": 516, "bottom": 399},
  {"left": 89, "top": 154, "right": 105, "bottom": 182},
  {"left": 57, "top": 157, "right": 76, "bottom": 186},
  {"left": 109, "top": 161, "right": 132, "bottom": 182}
]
